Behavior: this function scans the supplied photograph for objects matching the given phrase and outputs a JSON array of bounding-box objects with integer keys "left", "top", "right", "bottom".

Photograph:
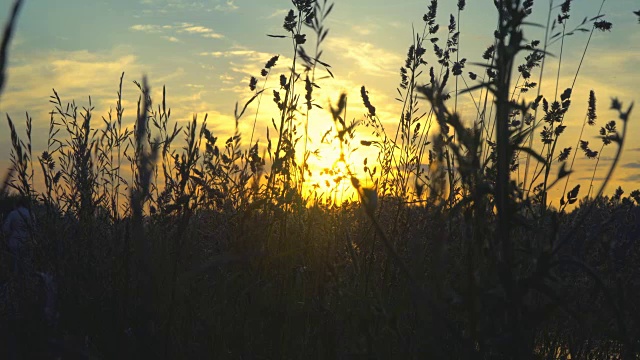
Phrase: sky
[{"left": 0, "top": 0, "right": 639, "bottom": 205}]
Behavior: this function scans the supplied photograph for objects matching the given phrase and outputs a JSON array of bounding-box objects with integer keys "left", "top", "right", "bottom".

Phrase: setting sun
[{"left": 1, "top": 0, "right": 640, "bottom": 358}]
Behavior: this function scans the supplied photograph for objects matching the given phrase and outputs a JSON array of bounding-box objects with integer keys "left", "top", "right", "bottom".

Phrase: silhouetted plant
[{"left": 1, "top": 0, "right": 639, "bottom": 358}]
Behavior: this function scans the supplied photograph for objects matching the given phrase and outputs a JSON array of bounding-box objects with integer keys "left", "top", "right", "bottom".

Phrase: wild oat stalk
[
  {"left": 0, "top": 0, "right": 24, "bottom": 196},
  {"left": 5, "top": 114, "right": 32, "bottom": 197},
  {"left": 129, "top": 76, "right": 158, "bottom": 356},
  {"left": 0, "top": 0, "right": 23, "bottom": 98},
  {"left": 260, "top": 1, "right": 334, "bottom": 205}
]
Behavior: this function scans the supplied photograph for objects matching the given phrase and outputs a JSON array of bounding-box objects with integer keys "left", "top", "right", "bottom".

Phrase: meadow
[{"left": 1, "top": 0, "right": 640, "bottom": 358}]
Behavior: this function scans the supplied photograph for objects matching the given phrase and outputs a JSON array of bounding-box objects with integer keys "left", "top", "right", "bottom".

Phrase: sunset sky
[{"left": 1, "top": 0, "right": 638, "bottom": 204}]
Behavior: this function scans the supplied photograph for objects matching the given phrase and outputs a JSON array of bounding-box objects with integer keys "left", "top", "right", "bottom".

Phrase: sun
[{"left": 301, "top": 135, "right": 376, "bottom": 206}]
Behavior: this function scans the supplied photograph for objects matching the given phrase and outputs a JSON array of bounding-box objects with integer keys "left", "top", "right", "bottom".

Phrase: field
[{"left": 1, "top": 0, "right": 640, "bottom": 358}]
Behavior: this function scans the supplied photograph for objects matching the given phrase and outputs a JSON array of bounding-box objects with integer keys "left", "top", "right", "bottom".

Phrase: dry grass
[{"left": 1, "top": 0, "right": 639, "bottom": 359}]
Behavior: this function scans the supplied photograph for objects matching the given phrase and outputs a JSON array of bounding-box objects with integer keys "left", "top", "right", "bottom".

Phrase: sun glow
[{"left": 302, "top": 137, "right": 363, "bottom": 206}]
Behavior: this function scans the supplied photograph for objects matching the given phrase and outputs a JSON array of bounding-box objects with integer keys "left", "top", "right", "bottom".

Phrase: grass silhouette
[{"left": 1, "top": 0, "right": 639, "bottom": 358}]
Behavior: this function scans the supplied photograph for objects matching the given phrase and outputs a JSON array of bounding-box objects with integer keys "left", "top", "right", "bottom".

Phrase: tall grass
[{"left": 1, "top": 0, "right": 639, "bottom": 358}]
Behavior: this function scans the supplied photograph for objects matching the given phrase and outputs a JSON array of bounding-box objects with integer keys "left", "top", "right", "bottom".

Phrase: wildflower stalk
[
  {"left": 561, "top": 90, "right": 597, "bottom": 199},
  {"left": 523, "top": 0, "right": 553, "bottom": 195}
]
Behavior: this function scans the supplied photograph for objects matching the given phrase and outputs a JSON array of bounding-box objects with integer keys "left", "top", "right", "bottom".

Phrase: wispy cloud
[
  {"left": 1, "top": 47, "right": 144, "bottom": 151},
  {"left": 267, "top": 9, "right": 288, "bottom": 19},
  {"left": 219, "top": 74, "right": 235, "bottom": 84},
  {"left": 182, "top": 26, "right": 211, "bottom": 33},
  {"left": 130, "top": 22, "right": 224, "bottom": 40},
  {"left": 130, "top": 24, "right": 164, "bottom": 33},
  {"left": 326, "top": 37, "right": 402, "bottom": 77},
  {"left": 137, "top": 0, "right": 220, "bottom": 13},
  {"left": 207, "top": 49, "right": 291, "bottom": 81},
  {"left": 200, "top": 50, "right": 263, "bottom": 58},
  {"left": 179, "top": 23, "right": 224, "bottom": 39},
  {"left": 202, "top": 33, "right": 224, "bottom": 39},
  {"left": 351, "top": 25, "right": 373, "bottom": 36},
  {"left": 178, "top": 24, "right": 225, "bottom": 38},
  {"left": 162, "top": 36, "right": 180, "bottom": 42},
  {"left": 215, "top": 0, "right": 238, "bottom": 12}
]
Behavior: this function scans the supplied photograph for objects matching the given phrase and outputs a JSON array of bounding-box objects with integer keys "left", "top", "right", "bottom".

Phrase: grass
[{"left": 1, "top": 0, "right": 639, "bottom": 358}]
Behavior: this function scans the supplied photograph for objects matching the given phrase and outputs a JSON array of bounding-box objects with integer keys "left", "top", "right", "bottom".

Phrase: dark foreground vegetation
[{"left": 1, "top": 0, "right": 639, "bottom": 358}]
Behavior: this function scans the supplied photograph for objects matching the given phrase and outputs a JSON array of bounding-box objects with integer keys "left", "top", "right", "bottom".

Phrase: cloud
[
  {"left": 177, "top": 24, "right": 225, "bottom": 38},
  {"left": 351, "top": 25, "right": 373, "bottom": 36},
  {"left": 4, "top": 49, "right": 140, "bottom": 103},
  {"left": 130, "top": 22, "right": 224, "bottom": 40},
  {"left": 180, "top": 25, "right": 214, "bottom": 34},
  {"left": 1, "top": 47, "right": 145, "bottom": 154},
  {"left": 267, "top": 9, "right": 289, "bottom": 19},
  {"left": 215, "top": 0, "right": 238, "bottom": 12},
  {"left": 130, "top": 24, "right": 164, "bottom": 33},
  {"left": 135, "top": 0, "right": 237, "bottom": 12},
  {"left": 576, "top": 176, "right": 606, "bottom": 181},
  {"left": 200, "top": 50, "right": 264, "bottom": 58},
  {"left": 137, "top": 0, "right": 213, "bottom": 13},
  {"left": 325, "top": 37, "right": 403, "bottom": 77},
  {"left": 622, "top": 162, "right": 640, "bottom": 169},
  {"left": 202, "top": 33, "right": 224, "bottom": 39},
  {"left": 219, "top": 74, "right": 235, "bottom": 84},
  {"left": 199, "top": 50, "right": 286, "bottom": 78},
  {"left": 162, "top": 36, "right": 180, "bottom": 43},
  {"left": 175, "top": 23, "right": 224, "bottom": 39}
]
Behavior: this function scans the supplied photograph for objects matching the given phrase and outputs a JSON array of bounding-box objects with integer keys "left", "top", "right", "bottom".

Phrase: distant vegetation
[{"left": 1, "top": 0, "right": 639, "bottom": 358}]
